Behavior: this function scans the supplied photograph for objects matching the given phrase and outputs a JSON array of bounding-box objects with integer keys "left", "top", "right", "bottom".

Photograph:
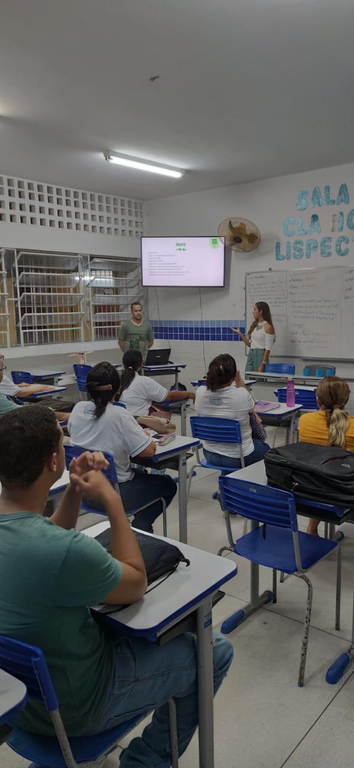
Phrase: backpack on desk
[{"left": 265, "top": 443, "right": 354, "bottom": 507}]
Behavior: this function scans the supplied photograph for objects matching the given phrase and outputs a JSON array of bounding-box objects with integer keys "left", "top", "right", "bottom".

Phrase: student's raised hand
[
  {"left": 69, "top": 469, "right": 116, "bottom": 505},
  {"left": 69, "top": 451, "right": 109, "bottom": 478}
]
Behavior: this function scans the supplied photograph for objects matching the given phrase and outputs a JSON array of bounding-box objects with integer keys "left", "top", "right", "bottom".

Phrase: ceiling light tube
[{"left": 104, "top": 151, "right": 184, "bottom": 178}]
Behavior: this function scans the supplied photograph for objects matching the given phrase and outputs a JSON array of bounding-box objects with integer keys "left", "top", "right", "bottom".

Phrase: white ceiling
[{"left": 1, "top": 0, "right": 354, "bottom": 201}]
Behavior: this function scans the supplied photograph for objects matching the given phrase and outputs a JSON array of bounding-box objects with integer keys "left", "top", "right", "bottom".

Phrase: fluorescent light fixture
[{"left": 104, "top": 151, "right": 184, "bottom": 178}]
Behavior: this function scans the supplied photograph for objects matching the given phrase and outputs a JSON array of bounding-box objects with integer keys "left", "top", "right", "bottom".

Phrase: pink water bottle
[{"left": 286, "top": 376, "right": 296, "bottom": 407}]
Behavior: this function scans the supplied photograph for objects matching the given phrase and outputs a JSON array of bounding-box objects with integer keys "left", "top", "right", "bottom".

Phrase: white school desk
[
  {"left": 254, "top": 401, "right": 303, "bottom": 443},
  {"left": 142, "top": 363, "right": 186, "bottom": 389},
  {"left": 250, "top": 371, "right": 321, "bottom": 385},
  {"left": 84, "top": 521, "right": 237, "bottom": 768},
  {"left": 0, "top": 670, "right": 27, "bottom": 726},
  {"left": 27, "top": 386, "right": 67, "bottom": 401},
  {"left": 135, "top": 435, "right": 201, "bottom": 544},
  {"left": 191, "top": 378, "right": 257, "bottom": 388},
  {"left": 47, "top": 469, "right": 70, "bottom": 496},
  {"left": 27, "top": 368, "right": 66, "bottom": 385}
]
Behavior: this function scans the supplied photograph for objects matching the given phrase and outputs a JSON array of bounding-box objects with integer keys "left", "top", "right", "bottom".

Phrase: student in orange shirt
[{"left": 298, "top": 376, "right": 354, "bottom": 535}]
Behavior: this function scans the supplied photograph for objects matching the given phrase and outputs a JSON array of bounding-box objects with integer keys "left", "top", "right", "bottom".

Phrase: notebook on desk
[
  {"left": 145, "top": 348, "right": 171, "bottom": 366},
  {"left": 255, "top": 400, "right": 280, "bottom": 413}
]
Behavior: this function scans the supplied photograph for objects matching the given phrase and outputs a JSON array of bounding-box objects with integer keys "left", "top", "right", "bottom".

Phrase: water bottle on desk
[{"left": 286, "top": 376, "right": 296, "bottom": 407}]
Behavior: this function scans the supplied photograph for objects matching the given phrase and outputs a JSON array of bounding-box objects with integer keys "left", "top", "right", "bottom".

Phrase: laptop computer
[{"left": 145, "top": 348, "right": 171, "bottom": 366}]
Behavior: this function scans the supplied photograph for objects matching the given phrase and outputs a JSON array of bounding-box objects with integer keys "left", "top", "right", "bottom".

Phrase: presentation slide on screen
[{"left": 141, "top": 237, "right": 225, "bottom": 287}]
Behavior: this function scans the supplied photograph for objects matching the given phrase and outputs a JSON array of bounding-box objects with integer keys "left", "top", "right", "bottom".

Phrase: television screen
[{"left": 141, "top": 236, "right": 225, "bottom": 287}]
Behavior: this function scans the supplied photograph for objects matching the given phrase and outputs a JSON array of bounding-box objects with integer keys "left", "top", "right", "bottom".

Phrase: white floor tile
[{"left": 283, "top": 672, "right": 354, "bottom": 768}]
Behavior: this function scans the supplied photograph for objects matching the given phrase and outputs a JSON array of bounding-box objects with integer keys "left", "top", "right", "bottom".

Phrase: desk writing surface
[
  {"left": 0, "top": 669, "right": 27, "bottom": 719},
  {"left": 143, "top": 363, "right": 186, "bottom": 371},
  {"left": 153, "top": 435, "right": 200, "bottom": 460},
  {"left": 254, "top": 402, "right": 303, "bottom": 417},
  {"left": 31, "top": 386, "right": 67, "bottom": 398},
  {"left": 29, "top": 368, "right": 66, "bottom": 378},
  {"left": 84, "top": 523, "right": 237, "bottom": 636}
]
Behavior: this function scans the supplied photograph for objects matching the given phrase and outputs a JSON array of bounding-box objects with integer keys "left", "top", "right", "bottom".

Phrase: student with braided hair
[{"left": 299, "top": 375, "right": 354, "bottom": 535}]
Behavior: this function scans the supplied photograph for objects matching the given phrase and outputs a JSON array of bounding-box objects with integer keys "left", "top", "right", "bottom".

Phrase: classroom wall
[
  {"left": 0, "top": 173, "right": 142, "bottom": 369},
  {"left": 144, "top": 161, "right": 354, "bottom": 400}
]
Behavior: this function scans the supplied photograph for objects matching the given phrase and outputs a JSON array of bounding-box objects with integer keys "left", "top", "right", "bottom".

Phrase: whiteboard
[{"left": 246, "top": 267, "right": 354, "bottom": 360}]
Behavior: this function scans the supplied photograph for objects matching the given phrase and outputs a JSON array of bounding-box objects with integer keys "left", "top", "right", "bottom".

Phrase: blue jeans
[
  {"left": 91, "top": 631, "right": 233, "bottom": 767},
  {"left": 204, "top": 439, "right": 270, "bottom": 469},
  {"left": 120, "top": 471, "right": 177, "bottom": 532}
]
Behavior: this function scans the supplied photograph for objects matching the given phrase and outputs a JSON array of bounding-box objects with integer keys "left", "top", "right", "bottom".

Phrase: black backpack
[{"left": 264, "top": 443, "right": 354, "bottom": 508}]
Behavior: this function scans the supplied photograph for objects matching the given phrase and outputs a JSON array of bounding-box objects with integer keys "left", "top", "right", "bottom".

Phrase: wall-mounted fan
[{"left": 218, "top": 217, "right": 261, "bottom": 252}]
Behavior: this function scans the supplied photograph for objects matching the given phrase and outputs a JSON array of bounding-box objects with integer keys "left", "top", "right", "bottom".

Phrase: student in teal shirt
[{"left": 0, "top": 407, "right": 233, "bottom": 767}]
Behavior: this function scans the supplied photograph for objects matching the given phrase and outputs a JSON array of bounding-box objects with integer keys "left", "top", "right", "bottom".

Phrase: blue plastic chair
[
  {"left": 264, "top": 363, "right": 295, "bottom": 375},
  {"left": 65, "top": 444, "right": 167, "bottom": 536},
  {"left": 275, "top": 388, "right": 318, "bottom": 410},
  {"left": 187, "top": 416, "right": 245, "bottom": 506},
  {"left": 0, "top": 635, "right": 178, "bottom": 767},
  {"left": 72, "top": 364, "right": 92, "bottom": 400},
  {"left": 218, "top": 476, "right": 342, "bottom": 686},
  {"left": 11, "top": 370, "right": 34, "bottom": 385}
]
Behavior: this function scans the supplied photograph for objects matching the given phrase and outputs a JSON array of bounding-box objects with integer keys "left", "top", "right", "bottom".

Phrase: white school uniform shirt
[
  {"left": 119, "top": 373, "right": 168, "bottom": 417},
  {"left": 250, "top": 320, "right": 275, "bottom": 351},
  {"left": 68, "top": 401, "right": 152, "bottom": 483},
  {"left": 0, "top": 374, "right": 20, "bottom": 397},
  {"left": 195, "top": 384, "right": 255, "bottom": 458}
]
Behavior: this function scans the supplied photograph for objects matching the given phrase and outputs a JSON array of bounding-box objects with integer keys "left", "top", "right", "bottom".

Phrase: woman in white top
[
  {"left": 195, "top": 354, "right": 270, "bottom": 468},
  {"left": 231, "top": 302, "right": 275, "bottom": 372},
  {"left": 68, "top": 362, "right": 177, "bottom": 531},
  {"left": 118, "top": 349, "right": 195, "bottom": 418}
]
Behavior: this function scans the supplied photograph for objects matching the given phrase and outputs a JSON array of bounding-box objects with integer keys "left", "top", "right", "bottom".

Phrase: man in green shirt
[
  {"left": 0, "top": 407, "right": 232, "bottom": 766},
  {"left": 118, "top": 301, "right": 154, "bottom": 359}
]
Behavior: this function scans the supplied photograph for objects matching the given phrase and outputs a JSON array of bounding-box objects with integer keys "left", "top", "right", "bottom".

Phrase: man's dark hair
[
  {"left": 131, "top": 301, "right": 142, "bottom": 311},
  {"left": 0, "top": 406, "right": 62, "bottom": 489}
]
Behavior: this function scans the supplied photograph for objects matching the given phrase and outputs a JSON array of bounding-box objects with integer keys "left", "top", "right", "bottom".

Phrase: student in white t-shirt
[
  {"left": 195, "top": 354, "right": 270, "bottom": 468},
  {"left": 68, "top": 362, "right": 177, "bottom": 531},
  {"left": 118, "top": 349, "right": 195, "bottom": 417}
]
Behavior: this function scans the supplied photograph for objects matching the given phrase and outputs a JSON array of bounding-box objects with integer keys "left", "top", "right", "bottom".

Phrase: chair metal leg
[
  {"left": 186, "top": 463, "right": 198, "bottom": 499},
  {"left": 168, "top": 697, "right": 179, "bottom": 768},
  {"left": 294, "top": 572, "right": 313, "bottom": 687},
  {"left": 335, "top": 546, "right": 342, "bottom": 632},
  {"left": 280, "top": 571, "right": 285, "bottom": 583},
  {"left": 242, "top": 518, "right": 250, "bottom": 536},
  {"left": 162, "top": 499, "right": 167, "bottom": 537},
  {"left": 272, "top": 569, "right": 277, "bottom": 604},
  {"left": 224, "top": 508, "right": 234, "bottom": 549}
]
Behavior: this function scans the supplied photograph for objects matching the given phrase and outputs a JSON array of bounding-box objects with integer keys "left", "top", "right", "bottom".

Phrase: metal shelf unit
[
  {"left": 88, "top": 256, "right": 142, "bottom": 341},
  {"left": 0, "top": 248, "right": 142, "bottom": 348},
  {"left": 0, "top": 250, "right": 10, "bottom": 348},
  {"left": 13, "top": 250, "right": 85, "bottom": 346}
]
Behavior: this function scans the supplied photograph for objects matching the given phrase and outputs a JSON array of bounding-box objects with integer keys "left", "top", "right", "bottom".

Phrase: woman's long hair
[
  {"left": 205, "top": 354, "right": 236, "bottom": 393},
  {"left": 316, "top": 376, "right": 350, "bottom": 448},
  {"left": 117, "top": 349, "right": 143, "bottom": 399},
  {"left": 86, "top": 362, "right": 120, "bottom": 418},
  {"left": 248, "top": 301, "right": 274, "bottom": 337}
]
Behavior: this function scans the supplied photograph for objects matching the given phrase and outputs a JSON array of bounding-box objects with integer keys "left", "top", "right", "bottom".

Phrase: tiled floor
[{"left": 3, "top": 424, "right": 354, "bottom": 767}]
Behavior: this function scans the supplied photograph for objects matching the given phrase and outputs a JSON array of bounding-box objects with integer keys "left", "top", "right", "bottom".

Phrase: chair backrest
[
  {"left": 219, "top": 476, "right": 298, "bottom": 532},
  {"left": 264, "top": 363, "right": 295, "bottom": 375},
  {"left": 11, "top": 371, "right": 33, "bottom": 385},
  {"left": 73, "top": 364, "right": 92, "bottom": 392},
  {"left": 64, "top": 443, "right": 119, "bottom": 489},
  {"left": 275, "top": 388, "right": 318, "bottom": 409},
  {"left": 0, "top": 635, "right": 58, "bottom": 712},
  {"left": 190, "top": 415, "right": 242, "bottom": 444}
]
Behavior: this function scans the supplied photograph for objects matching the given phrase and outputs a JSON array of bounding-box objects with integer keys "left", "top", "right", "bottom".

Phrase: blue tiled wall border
[{"left": 151, "top": 320, "right": 246, "bottom": 341}]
